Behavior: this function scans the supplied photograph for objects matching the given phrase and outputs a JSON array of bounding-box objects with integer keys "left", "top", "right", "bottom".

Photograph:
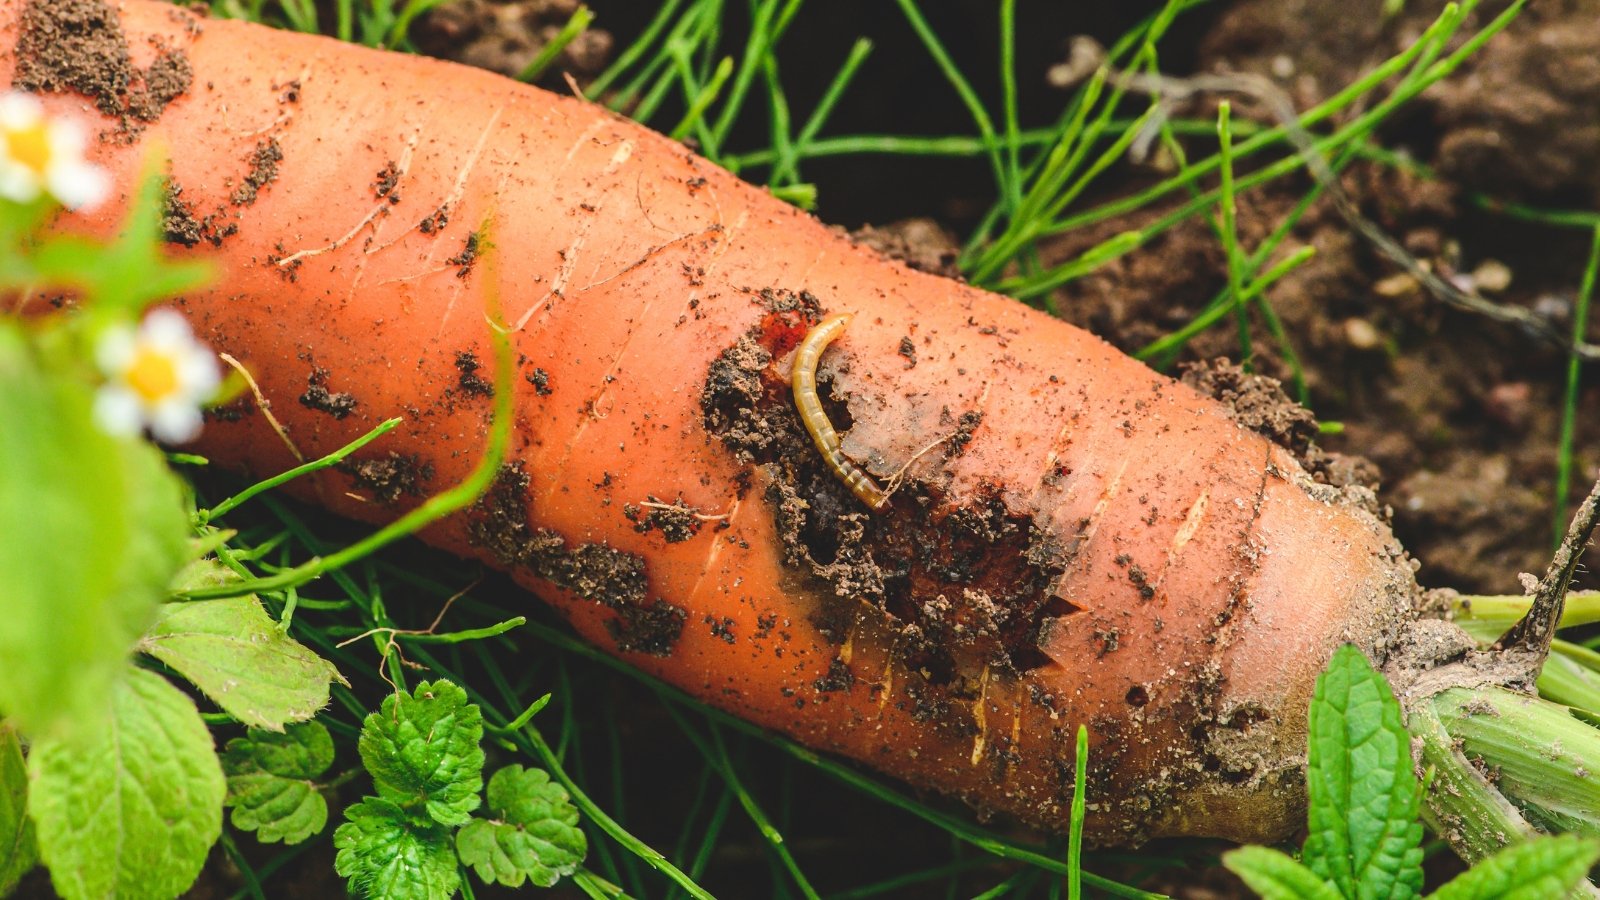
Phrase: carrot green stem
[
  {"left": 1554, "top": 226, "right": 1600, "bottom": 546},
  {"left": 1451, "top": 592, "right": 1600, "bottom": 634},
  {"left": 1412, "top": 694, "right": 1544, "bottom": 862},
  {"left": 1067, "top": 725, "right": 1088, "bottom": 900},
  {"left": 523, "top": 722, "right": 713, "bottom": 900},
  {"left": 670, "top": 55, "right": 734, "bottom": 141},
  {"left": 1430, "top": 684, "right": 1600, "bottom": 899},
  {"left": 517, "top": 4, "right": 595, "bottom": 82}
]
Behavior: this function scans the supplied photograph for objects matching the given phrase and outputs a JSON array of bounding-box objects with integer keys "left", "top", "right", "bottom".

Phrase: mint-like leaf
[
  {"left": 139, "top": 571, "right": 344, "bottom": 730},
  {"left": 1428, "top": 833, "right": 1600, "bottom": 900},
  {"left": 334, "top": 798, "right": 460, "bottom": 900},
  {"left": 222, "top": 721, "right": 335, "bottom": 844},
  {"left": 1302, "top": 644, "right": 1425, "bottom": 899},
  {"left": 0, "top": 328, "right": 189, "bottom": 736},
  {"left": 169, "top": 555, "right": 239, "bottom": 593},
  {"left": 1222, "top": 846, "right": 1342, "bottom": 900},
  {"left": 27, "top": 666, "right": 225, "bottom": 900},
  {"left": 358, "top": 680, "right": 484, "bottom": 826},
  {"left": 0, "top": 721, "right": 36, "bottom": 895},
  {"left": 457, "top": 765, "right": 586, "bottom": 887}
]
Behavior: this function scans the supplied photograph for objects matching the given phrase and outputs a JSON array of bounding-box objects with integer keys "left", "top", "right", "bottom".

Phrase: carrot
[{"left": 7, "top": 0, "right": 1425, "bottom": 847}]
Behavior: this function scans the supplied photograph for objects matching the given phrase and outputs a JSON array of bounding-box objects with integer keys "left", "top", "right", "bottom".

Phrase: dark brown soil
[
  {"left": 446, "top": 232, "right": 480, "bottom": 278},
  {"left": 465, "top": 463, "right": 687, "bottom": 656},
  {"left": 227, "top": 139, "right": 282, "bottom": 206},
  {"left": 162, "top": 138, "right": 283, "bottom": 248},
  {"left": 297, "top": 365, "right": 358, "bottom": 420},
  {"left": 453, "top": 350, "right": 495, "bottom": 398},
  {"left": 15, "top": 0, "right": 192, "bottom": 138},
  {"left": 1201, "top": 0, "right": 1600, "bottom": 208},
  {"left": 623, "top": 499, "right": 706, "bottom": 543},
  {"left": 337, "top": 451, "right": 434, "bottom": 503},
  {"left": 696, "top": 297, "right": 1078, "bottom": 727},
  {"left": 162, "top": 180, "right": 236, "bottom": 248},
  {"left": 1043, "top": 0, "right": 1600, "bottom": 597},
  {"left": 848, "top": 218, "right": 965, "bottom": 279}
]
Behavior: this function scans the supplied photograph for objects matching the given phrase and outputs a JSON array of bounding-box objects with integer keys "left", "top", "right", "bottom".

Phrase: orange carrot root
[{"left": 7, "top": 0, "right": 1422, "bottom": 845}]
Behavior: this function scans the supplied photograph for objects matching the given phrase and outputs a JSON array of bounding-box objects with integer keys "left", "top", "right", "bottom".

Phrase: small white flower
[
  {"left": 0, "top": 92, "right": 109, "bottom": 210},
  {"left": 94, "top": 309, "right": 221, "bottom": 444}
]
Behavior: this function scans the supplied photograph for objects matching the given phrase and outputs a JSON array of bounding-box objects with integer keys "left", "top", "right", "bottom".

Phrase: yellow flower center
[
  {"left": 4, "top": 122, "right": 52, "bottom": 176},
  {"left": 126, "top": 347, "right": 180, "bottom": 403}
]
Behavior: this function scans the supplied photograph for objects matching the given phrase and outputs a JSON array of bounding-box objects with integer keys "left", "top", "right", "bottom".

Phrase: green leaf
[
  {"left": 1222, "top": 846, "right": 1343, "bottom": 900},
  {"left": 27, "top": 666, "right": 225, "bottom": 900},
  {"left": 0, "top": 721, "right": 36, "bottom": 895},
  {"left": 334, "top": 797, "right": 461, "bottom": 900},
  {"left": 457, "top": 765, "right": 586, "bottom": 888},
  {"left": 358, "top": 680, "right": 484, "bottom": 826},
  {"left": 222, "top": 721, "right": 335, "bottom": 845},
  {"left": 1302, "top": 644, "right": 1425, "bottom": 900},
  {"left": 0, "top": 326, "right": 190, "bottom": 737},
  {"left": 169, "top": 554, "right": 246, "bottom": 593},
  {"left": 1427, "top": 834, "right": 1600, "bottom": 900},
  {"left": 139, "top": 570, "right": 344, "bottom": 729}
]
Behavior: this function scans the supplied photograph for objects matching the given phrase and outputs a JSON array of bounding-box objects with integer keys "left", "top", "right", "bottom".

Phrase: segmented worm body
[{"left": 791, "top": 314, "right": 890, "bottom": 510}]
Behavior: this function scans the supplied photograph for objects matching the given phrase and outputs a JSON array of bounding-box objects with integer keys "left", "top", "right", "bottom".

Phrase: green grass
[
  {"left": 1556, "top": 227, "right": 1600, "bottom": 548},
  {"left": 187, "top": 0, "right": 1600, "bottom": 896}
]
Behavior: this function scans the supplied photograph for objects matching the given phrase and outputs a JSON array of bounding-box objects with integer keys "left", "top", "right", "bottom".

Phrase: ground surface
[{"left": 1077, "top": 0, "right": 1600, "bottom": 599}]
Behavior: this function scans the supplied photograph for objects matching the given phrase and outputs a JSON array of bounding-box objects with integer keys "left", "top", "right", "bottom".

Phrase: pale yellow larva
[{"left": 790, "top": 314, "right": 890, "bottom": 511}]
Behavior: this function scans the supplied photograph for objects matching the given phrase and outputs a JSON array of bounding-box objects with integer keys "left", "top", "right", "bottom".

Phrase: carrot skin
[{"left": 5, "top": 0, "right": 1420, "bottom": 845}]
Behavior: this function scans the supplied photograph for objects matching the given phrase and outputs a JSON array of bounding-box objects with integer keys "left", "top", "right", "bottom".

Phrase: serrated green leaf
[
  {"left": 225, "top": 767, "right": 329, "bottom": 845},
  {"left": 225, "top": 719, "right": 335, "bottom": 780},
  {"left": 358, "top": 680, "right": 484, "bottom": 827},
  {"left": 457, "top": 765, "right": 586, "bottom": 888},
  {"left": 222, "top": 721, "right": 335, "bottom": 845},
  {"left": 0, "top": 721, "right": 36, "bottom": 895},
  {"left": 1222, "top": 846, "right": 1343, "bottom": 900},
  {"left": 1427, "top": 834, "right": 1600, "bottom": 900},
  {"left": 27, "top": 666, "right": 225, "bottom": 900},
  {"left": 334, "top": 797, "right": 460, "bottom": 900},
  {"left": 138, "top": 580, "right": 343, "bottom": 730},
  {"left": 169, "top": 555, "right": 245, "bottom": 594},
  {"left": 1302, "top": 644, "right": 1425, "bottom": 900},
  {"left": 0, "top": 326, "right": 190, "bottom": 737}
]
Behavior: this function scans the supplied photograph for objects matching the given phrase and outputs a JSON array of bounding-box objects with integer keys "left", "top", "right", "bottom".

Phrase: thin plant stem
[
  {"left": 767, "top": 38, "right": 873, "bottom": 186},
  {"left": 1215, "top": 102, "right": 1252, "bottom": 369},
  {"left": 1554, "top": 225, "right": 1600, "bottom": 546},
  {"left": 892, "top": 0, "right": 1006, "bottom": 199},
  {"left": 1068, "top": 726, "right": 1088, "bottom": 900},
  {"left": 670, "top": 55, "right": 734, "bottom": 141},
  {"left": 586, "top": 0, "right": 687, "bottom": 99},
  {"left": 523, "top": 723, "right": 713, "bottom": 900},
  {"left": 518, "top": 5, "right": 596, "bottom": 82}
]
